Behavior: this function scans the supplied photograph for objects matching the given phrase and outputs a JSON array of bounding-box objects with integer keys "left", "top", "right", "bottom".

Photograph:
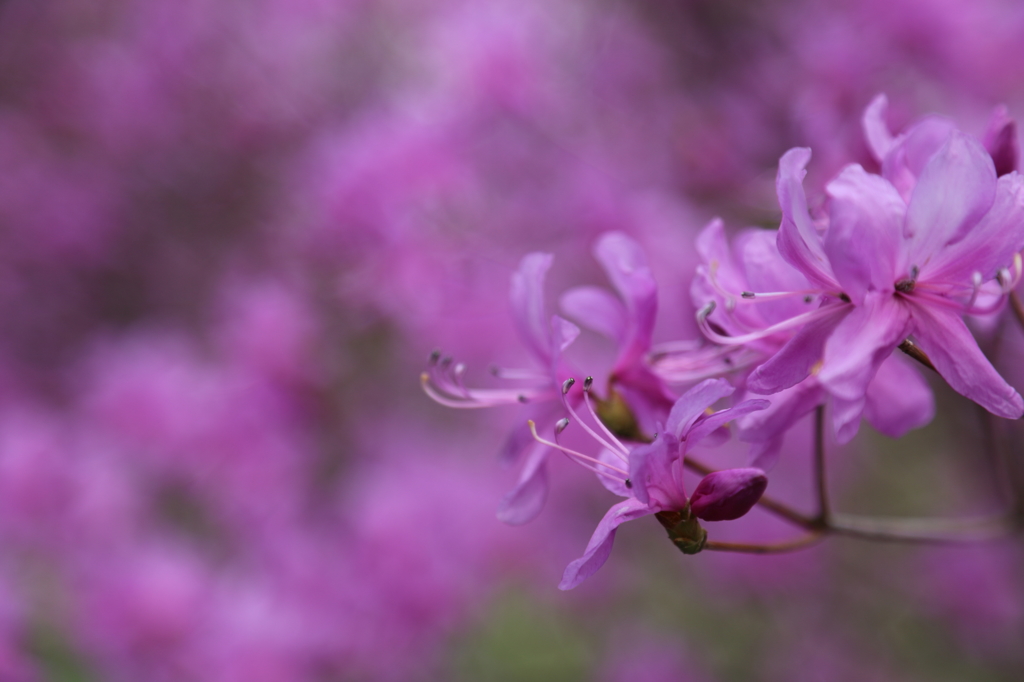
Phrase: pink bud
[{"left": 689, "top": 468, "right": 767, "bottom": 522}]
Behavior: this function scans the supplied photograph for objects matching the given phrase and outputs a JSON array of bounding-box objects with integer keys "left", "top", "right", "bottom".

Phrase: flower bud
[{"left": 689, "top": 468, "right": 767, "bottom": 522}]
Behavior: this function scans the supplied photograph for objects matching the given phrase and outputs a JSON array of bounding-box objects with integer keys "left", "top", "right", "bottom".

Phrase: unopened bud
[{"left": 689, "top": 468, "right": 767, "bottom": 522}]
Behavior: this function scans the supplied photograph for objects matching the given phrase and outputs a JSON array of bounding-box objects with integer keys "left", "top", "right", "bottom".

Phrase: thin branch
[
  {"left": 813, "top": 405, "right": 829, "bottom": 523},
  {"left": 1010, "top": 291, "right": 1024, "bottom": 330},
  {"left": 705, "top": 533, "right": 825, "bottom": 554},
  {"left": 827, "top": 512, "right": 1017, "bottom": 544}
]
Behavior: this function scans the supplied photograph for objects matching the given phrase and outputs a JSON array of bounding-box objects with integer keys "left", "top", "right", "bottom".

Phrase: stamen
[
  {"left": 582, "top": 388, "right": 630, "bottom": 460},
  {"left": 965, "top": 271, "right": 984, "bottom": 310},
  {"left": 583, "top": 376, "right": 594, "bottom": 392},
  {"left": 560, "top": 382, "right": 631, "bottom": 459},
  {"left": 562, "top": 378, "right": 576, "bottom": 395},
  {"left": 527, "top": 420, "right": 629, "bottom": 482},
  {"left": 697, "top": 301, "right": 845, "bottom": 346},
  {"left": 421, "top": 371, "right": 550, "bottom": 409},
  {"left": 555, "top": 417, "right": 570, "bottom": 435},
  {"left": 625, "top": 479, "right": 633, "bottom": 489},
  {"left": 429, "top": 349, "right": 441, "bottom": 365}
]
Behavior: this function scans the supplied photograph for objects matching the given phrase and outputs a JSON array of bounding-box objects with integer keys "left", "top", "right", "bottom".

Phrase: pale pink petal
[
  {"left": 818, "top": 291, "right": 912, "bottom": 402},
  {"left": 666, "top": 378, "right": 734, "bottom": 438},
  {"left": 686, "top": 399, "right": 769, "bottom": 445},
  {"left": 923, "top": 172, "right": 1024, "bottom": 283},
  {"left": 862, "top": 93, "right": 894, "bottom": 162},
  {"left": 864, "top": 354, "right": 936, "bottom": 438},
  {"left": 736, "top": 381, "right": 825, "bottom": 448},
  {"left": 881, "top": 116, "right": 957, "bottom": 200},
  {"left": 559, "top": 286, "right": 626, "bottom": 343},
  {"left": 746, "top": 304, "right": 849, "bottom": 394},
  {"left": 832, "top": 395, "right": 866, "bottom": 444},
  {"left": 775, "top": 148, "right": 838, "bottom": 289},
  {"left": 509, "top": 252, "right": 554, "bottom": 364},
  {"left": 736, "top": 228, "right": 812, "bottom": 324},
  {"left": 904, "top": 132, "right": 997, "bottom": 270},
  {"left": 496, "top": 444, "right": 548, "bottom": 525},
  {"left": 594, "top": 232, "right": 657, "bottom": 369},
  {"left": 559, "top": 497, "right": 653, "bottom": 590},
  {"left": 909, "top": 303, "right": 1024, "bottom": 419},
  {"left": 982, "top": 105, "right": 1018, "bottom": 177},
  {"left": 824, "top": 164, "right": 906, "bottom": 301},
  {"left": 598, "top": 448, "right": 631, "bottom": 497}
]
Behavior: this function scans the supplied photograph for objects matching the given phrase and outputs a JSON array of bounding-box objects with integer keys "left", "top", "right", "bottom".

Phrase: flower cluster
[{"left": 424, "top": 94, "right": 1024, "bottom": 588}]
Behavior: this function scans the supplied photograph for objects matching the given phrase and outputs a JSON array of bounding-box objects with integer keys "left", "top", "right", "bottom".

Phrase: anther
[
  {"left": 454, "top": 363, "right": 466, "bottom": 377},
  {"left": 517, "top": 394, "right": 529, "bottom": 403},
  {"left": 429, "top": 349, "right": 441, "bottom": 365},
  {"left": 910, "top": 265, "right": 920, "bottom": 280},
  {"left": 839, "top": 293, "right": 852, "bottom": 303},
  {"left": 562, "top": 378, "right": 576, "bottom": 395},
  {"left": 555, "top": 418, "right": 570, "bottom": 435},
  {"left": 439, "top": 355, "right": 453, "bottom": 369},
  {"left": 624, "top": 478, "right": 633, "bottom": 489},
  {"left": 741, "top": 291, "right": 755, "bottom": 299},
  {"left": 488, "top": 364, "right": 500, "bottom": 376},
  {"left": 804, "top": 295, "right": 813, "bottom": 303},
  {"left": 583, "top": 376, "right": 593, "bottom": 392}
]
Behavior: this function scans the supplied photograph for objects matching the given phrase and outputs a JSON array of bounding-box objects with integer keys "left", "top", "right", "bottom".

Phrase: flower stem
[
  {"left": 813, "top": 405, "right": 829, "bottom": 524},
  {"left": 704, "top": 533, "right": 825, "bottom": 554}
]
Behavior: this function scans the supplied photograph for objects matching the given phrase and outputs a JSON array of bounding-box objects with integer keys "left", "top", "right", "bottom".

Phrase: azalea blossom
[
  {"left": 534, "top": 378, "right": 769, "bottom": 590},
  {"left": 696, "top": 110, "right": 1024, "bottom": 434}
]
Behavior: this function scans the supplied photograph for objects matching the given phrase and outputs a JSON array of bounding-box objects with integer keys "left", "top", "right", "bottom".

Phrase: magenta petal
[
  {"left": 746, "top": 304, "right": 849, "bottom": 394},
  {"left": 862, "top": 93, "right": 894, "bottom": 162},
  {"left": 690, "top": 468, "right": 767, "bottom": 522},
  {"left": 904, "top": 132, "right": 997, "bottom": 267},
  {"left": 559, "top": 497, "right": 652, "bottom": 590},
  {"left": 818, "top": 291, "right": 911, "bottom": 402},
  {"left": 738, "top": 381, "right": 825, "bottom": 471},
  {"left": 775, "top": 147, "right": 837, "bottom": 289},
  {"left": 824, "top": 164, "right": 906, "bottom": 301},
  {"left": 509, "top": 252, "right": 555, "bottom": 364},
  {"left": 628, "top": 433, "right": 683, "bottom": 508},
  {"left": 496, "top": 445, "right": 548, "bottom": 526},
  {"left": 666, "top": 378, "right": 734, "bottom": 438},
  {"left": 923, "top": 172, "right": 1024, "bottom": 283},
  {"left": 559, "top": 286, "right": 627, "bottom": 343},
  {"left": 864, "top": 354, "right": 935, "bottom": 438},
  {"left": 881, "top": 115, "right": 957, "bottom": 200},
  {"left": 908, "top": 303, "right": 1024, "bottom": 419}
]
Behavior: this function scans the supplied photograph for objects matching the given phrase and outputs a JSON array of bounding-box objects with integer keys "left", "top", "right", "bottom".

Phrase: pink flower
[{"left": 539, "top": 378, "right": 768, "bottom": 590}]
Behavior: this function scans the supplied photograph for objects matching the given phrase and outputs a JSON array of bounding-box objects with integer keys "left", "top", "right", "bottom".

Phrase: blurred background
[{"left": 0, "top": 0, "right": 1022, "bottom": 680}]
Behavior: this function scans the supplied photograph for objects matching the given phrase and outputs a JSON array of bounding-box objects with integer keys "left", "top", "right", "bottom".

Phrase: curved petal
[
  {"left": 737, "top": 228, "right": 811, "bottom": 324},
  {"left": 746, "top": 303, "right": 849, "bottom": 394},
  {"left": 862, "top": 93, "right": 894, "bottom": 162},
  {"left": 881, "top": 115, "right": 957, "bottom": 200},
  {"left": 775, "top": 148, "right": 838, "bottom": 289},
  {"left": 509, "top": 253, "right": 554, "bottom": 364},
  {"left": 687, "top": 399, "right": 770, "bottom": 446},
  {"left": 904, "top": 132, "right": 997, "bottom": 271},
  {"left": 832, "top": 395, "right": 866, "bottom": 444},
  {"left": 559, "top": 497, "right": 653, "bottom": 590},
  {"left": 496, "top": 444, "right": 549, "bottom": 525},
  {"left": 923, "top": 172, "right": 1024, "bottom": 283},
  {"left": 559, "top": 286, "right": 627, "bottom": 343},
  {"left": 594, "top": 232, "right": 657, "bottom": 369},
  {"left": 666, "top": 378, "right": 735, "bottom": 438},
  {"left": 598, "top": 448, "right": 631, "bottom": 497},
  {"left": 824, "top": 164, "right": 906, "bottom": 301},
  {"left": 818, "top": 291, "right": 912, "bottom": 402},
  {"left": 628, "top": 433, "right": 684, "bottom": 509},
  {"left": 738, "top": 381, "right": 825, "bottom": 470},
  {"left": 908, "top": 303, "right": 1023, "bottom": 419},
  {"left": 863, "top": 354, "right": 936, "bottom": 438},
  {"left": 982, "top": 105, "right": 1018, "bottom": 177}
]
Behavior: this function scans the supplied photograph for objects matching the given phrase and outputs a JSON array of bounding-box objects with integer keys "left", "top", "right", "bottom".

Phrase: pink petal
[
  {"left": 559, "top": 286, "right": 627, "bottom": 343},
  {"left": 818, "top": 291, "right": 912, "bottom": 402},
  {"left": 559, "top": 497, "right": 652, "bottom": 590},
  {"left": 982, "top": 105, "right": 1018, "bottom": 177},
  {"left": 862, "top": 93, "right": 894, "bottom": 162},
  {"left": 594, "top": 232, "right": 658, "bottom": 369},
  {"left": 666, "top": 378, "right": 734, "bottom": 438},
  {"left": 746, "top": 304, "right": 849, "bottom": 394},
  {"left": 686, "top": 399, "right": 770, "bottom": 445},
  {"left": 824, "top": 164, "right": 906, "bottom": 301},
  {"left": 881, "top": 115, "right": 957, "bottom": 201},
  {"left": 775, "top": 148, "right": 838, "bottom": 289},
  {"left": 864, "top": 354, "right": 936, "bottom": 438},
  {"left": 904, "top": 132, "right": 997, "bottom": 270},
  {"left": 908, "top": 303, "right": 1024, "bottom": 419},
  {"left": 509, "top": 252, "right": 554, "bottom": 364},
  {"left": 496, "top": 445, "right": 548, "bottom": 525},
  {"left": 923, "top": 172, "right": 1024, "bottom": 283},
  {"left": 832, "top": 395, "right": 866, "bottom": 444}
]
